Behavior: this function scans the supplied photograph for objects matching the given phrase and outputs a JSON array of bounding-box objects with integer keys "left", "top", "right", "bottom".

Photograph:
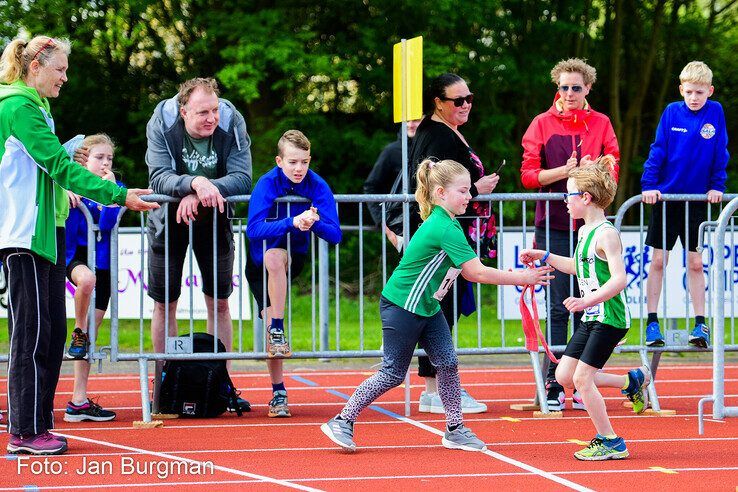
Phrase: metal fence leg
[
  {"left": 139, "top": 358, "right": 152, "bottom": 423},
  {"left": 537, "top": 355, "right": 551, "bottom": 406},
  {"left": 642, "top": 349, "right": 662, "bottom": 412},
  {"left": 531, "top": 352, "right": 550, "bottom": 413},
  {"left": 152, "top": 360, "right": 163, "bottom": 415}
]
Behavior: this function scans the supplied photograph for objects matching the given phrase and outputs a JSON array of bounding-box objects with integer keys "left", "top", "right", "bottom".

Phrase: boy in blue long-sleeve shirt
[
  {"left": 246, "top": 130, "right": 341, "bottom": 417},
  {"left": 641, "top": 61, "right": 729, "bottom": 348}
]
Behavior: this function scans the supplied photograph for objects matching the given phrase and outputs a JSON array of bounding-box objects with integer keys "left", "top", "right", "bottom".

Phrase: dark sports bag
[{"left": 159, "top": 333, "right": 246, "bottom": 418}]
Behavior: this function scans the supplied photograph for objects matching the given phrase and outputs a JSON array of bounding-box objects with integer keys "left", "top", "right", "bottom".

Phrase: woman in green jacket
[{"left": 0, "top": 35, "right": 157, "bottom": 455}]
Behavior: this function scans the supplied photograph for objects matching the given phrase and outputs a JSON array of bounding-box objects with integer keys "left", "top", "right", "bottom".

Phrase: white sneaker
[
  {"left": 419, "top": 389, "right": 488, "bottom": 414},
  {"left": 418, "top": 391, "right": 444, "bottom": 413},
  {"left": 460, "top": 388, "right": 488, "bottom": 414}
]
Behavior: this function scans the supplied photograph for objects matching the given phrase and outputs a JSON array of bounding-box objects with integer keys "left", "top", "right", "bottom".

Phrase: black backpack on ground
[{"left": 158, "top": 333, "right": 247, "bottom": 418}]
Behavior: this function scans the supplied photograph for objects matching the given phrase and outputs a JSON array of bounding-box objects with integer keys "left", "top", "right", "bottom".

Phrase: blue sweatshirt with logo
[
  {"left": 641, "top": 100, "right": 729, "bottom": 193},
  {"left": 246, "top": 167, "right": 342, "bottom": 265}
]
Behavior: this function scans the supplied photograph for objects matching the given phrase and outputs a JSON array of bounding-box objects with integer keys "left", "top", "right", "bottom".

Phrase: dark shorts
[
  {"left": 147, "top": 207, "right": 234, "bottom": 303},
  {"left": 562, "top": 321, "right": 628, "bottom": 369},
  {"left": 645, "top": 201, "right": 708, "bottom": 252},
  {"left": 245, "top": 249, "right": 307, "bottom": 318},
  {"left": 65, "top": 247, "right": 111, "bottom": 311}
]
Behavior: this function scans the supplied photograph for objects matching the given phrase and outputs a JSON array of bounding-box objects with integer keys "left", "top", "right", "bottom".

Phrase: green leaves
[{"left": 3, "top": 0, "right": 736, "bottom": 205}]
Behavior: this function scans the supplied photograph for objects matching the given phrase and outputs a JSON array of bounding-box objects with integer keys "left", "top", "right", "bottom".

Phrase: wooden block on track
[
  {"left": 533, "top": 410, "right": 563, "bottom": 418},
  {"left": 510, "top": 403, "right": 540, "bottom": 411},
  {"left": 151, "top": 413, "right": 180, "bottom": 420},
  {"left": 622, "top": 401, "right": 676, "bottom": 415},
  {"left": 643, "top": 408, "right": 677, "bottom": 415},
  {"left": 133, "top": 420, "right": 164, "bottom": 429}
]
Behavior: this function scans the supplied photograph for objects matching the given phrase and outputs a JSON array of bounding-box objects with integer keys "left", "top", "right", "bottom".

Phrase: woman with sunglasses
[
  {"left": 389, "top": 73, "right": 500, "bottom": 415},
  {"left": 520, "top": 58, "right": 620, "bottom": 414},
  {"left": 0, "top": 35, "right": 157, "bottom": 455}
]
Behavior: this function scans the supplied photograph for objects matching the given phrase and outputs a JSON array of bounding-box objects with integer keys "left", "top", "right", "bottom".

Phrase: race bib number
[
  {"left": 433, "top": 267, "right": 462, "bottom": 301},
  {"left": 577, "top": 277, "right": 602, "bottom": 316},
  {"left": 584, "top": 303, "right": 603, "bottom": 317}
]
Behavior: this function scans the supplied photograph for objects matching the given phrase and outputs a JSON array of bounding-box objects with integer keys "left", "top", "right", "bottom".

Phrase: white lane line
[
  {"left": 3, "top": 465, "right": 738, "bottom": 491},
  {"left": 13, "top": 434, "right": 738, "bottom": 459},
  {"left": 364, "top": 414, "right": 593, "bottom": 492},
  {"left": 50, "top": 433, "right": 323, "bottom": 492},
  {"left": 3, "top": 410, "right": 722, "bottom": 434},
  {"left": 1, "top": 363, "right": 733, "bottom": 383},
  {"left": 297, "top": 379, "right": 593, "bottom": 492}
]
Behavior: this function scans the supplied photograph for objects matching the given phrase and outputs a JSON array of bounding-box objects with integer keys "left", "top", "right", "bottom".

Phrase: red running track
[{"left": 0, "top": 363, "right": 736, "bottom": 491}]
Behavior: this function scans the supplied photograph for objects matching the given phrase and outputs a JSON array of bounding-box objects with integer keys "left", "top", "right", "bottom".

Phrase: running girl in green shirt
[
  {"left": 519, "top": 156, "right": 651, "bottom": 461},
  {"left": 322, "top": 158, "right": 553, "bottom": 453}
]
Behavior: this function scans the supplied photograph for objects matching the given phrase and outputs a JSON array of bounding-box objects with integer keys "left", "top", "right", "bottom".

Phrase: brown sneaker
[
  {"left": 268, "top": 390, "right": 291, "bottom": 418},
  {"left": 266, "top": 329, "right": 292, "bottom": 358}
]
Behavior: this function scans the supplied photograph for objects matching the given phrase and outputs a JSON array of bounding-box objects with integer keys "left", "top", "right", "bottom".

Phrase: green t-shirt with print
[
  {"left": 182, "top": 133, "right": 218, "bottom": 179},
  {"left": 382, "top": 205, "right": 477, "bottom": 317}
]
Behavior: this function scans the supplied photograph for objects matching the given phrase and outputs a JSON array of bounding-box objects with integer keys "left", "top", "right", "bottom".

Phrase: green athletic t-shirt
[
  {"left": 574, "top": 220, "right": 631, "bottom": 329},
  {"left": 382, "top": 205, "right": 477, "bottom": 317},
  {"left": 182, "top": 133, "right": 218, "bottom": 179}
]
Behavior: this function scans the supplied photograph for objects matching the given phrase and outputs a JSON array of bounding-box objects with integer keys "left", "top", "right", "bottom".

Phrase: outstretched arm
[
  {"left": 519, "top": 248, "right": 576, "bottom": 275},
  {"left": 461, "top": 257, "right": 554, "bottom": 286}
]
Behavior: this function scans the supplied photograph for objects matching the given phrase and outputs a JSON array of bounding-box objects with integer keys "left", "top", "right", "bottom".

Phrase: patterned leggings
[{"left": 340, "top": 297, "right": 462, "bottom": 427}]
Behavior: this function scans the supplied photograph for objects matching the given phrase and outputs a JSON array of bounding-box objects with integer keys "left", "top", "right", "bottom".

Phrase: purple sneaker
[
  {"left": 7, "top": 432, "right": 68, "bottom": 455},
  {"left": 42, "top": 431, "right": 67, "bottom": 444}
]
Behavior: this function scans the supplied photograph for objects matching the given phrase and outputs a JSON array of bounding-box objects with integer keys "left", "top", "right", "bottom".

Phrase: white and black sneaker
[{"left": 546, "top": 380, "right": 565, "bottom": 411}]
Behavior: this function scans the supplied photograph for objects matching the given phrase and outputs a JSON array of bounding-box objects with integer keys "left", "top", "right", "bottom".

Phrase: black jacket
[{"left": 386, "top": 118, "right": 482, "bottom": 235}]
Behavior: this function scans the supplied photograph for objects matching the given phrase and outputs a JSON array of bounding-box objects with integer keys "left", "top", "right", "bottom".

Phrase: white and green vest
[{"left": 573, "top": 221, "right": 631, "bottom": 329}]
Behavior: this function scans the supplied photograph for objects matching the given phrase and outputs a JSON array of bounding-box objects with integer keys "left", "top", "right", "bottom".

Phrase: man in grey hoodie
[{"left": 146, "top": 77, "right": 251, "bottom": 382}]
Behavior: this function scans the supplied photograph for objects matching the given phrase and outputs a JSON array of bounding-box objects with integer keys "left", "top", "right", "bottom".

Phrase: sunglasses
[
  {"left": 558, "top": 85, "right": 583, "bottom": 93},
  {"left": 440, "top": 94, "right": 474, "bottom": 107},
  {"left": 563, "top": 191, "right": 585, "bottom": 203}
]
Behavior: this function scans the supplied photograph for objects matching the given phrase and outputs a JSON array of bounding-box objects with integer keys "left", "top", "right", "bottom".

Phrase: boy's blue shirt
[
  {"left": 246, "top": 166, "right": 342, "bottom": 265},
  {"left": 641, "top": 100, "right": 729, "bottom": 193},
  {"left": 65, "top": 180, "right": 125, "bottom": 270}
]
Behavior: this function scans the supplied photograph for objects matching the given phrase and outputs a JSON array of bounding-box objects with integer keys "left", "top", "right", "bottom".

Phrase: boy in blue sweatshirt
[
  {"left": 641, "top": 61, "right": 729, "bottom": 348},
  {"left": 246, "top": 130, "right": 341, "bottom": 417}
]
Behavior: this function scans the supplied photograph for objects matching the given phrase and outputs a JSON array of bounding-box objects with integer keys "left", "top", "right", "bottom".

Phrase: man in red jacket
[{"left": 520, "top": 58, "right": 620, "bottom": 412}]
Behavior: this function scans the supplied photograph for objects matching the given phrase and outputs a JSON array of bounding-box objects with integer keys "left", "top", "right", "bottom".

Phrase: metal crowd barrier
[
  {"left": 4, "top": 192, "right": 733, "bottom": 421},
  {"left": 613, "top": 194, "right": 738, "bottom": 416},
  {"left": 698, "top": 195, "right": 738, "bottom": 433}
]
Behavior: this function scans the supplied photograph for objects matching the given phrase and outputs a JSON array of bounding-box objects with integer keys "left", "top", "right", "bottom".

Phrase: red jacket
[{"left": 520, "top": 94, "right": 620, "bottom": 231}]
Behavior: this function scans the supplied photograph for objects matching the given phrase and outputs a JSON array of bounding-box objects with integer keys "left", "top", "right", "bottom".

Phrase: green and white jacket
[{"left": 0, "top": 81, "right": 127, "bottom": 263}]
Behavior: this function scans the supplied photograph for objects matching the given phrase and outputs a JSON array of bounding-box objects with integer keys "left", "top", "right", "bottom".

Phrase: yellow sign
[{"left": 393, "top": 36, "right": 423, "bottom": 123}]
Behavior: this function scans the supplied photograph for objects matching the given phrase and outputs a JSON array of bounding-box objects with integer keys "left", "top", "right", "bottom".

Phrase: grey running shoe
[
  {"left": 321, "top": 416, "right": 356, "bottom": 452},
  {"left": 266, "top": 329, "right": 292, "bottom": 358},
  {"left": 442, "top": 424, "right": 487, "bottom": 452},
  {"left": 268, "top": 390, "right": 291, "bottom": 418}
]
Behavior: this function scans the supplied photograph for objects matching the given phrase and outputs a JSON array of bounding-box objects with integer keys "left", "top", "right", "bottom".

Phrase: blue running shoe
[
  {"left": 645, "top": 322, "right": 664, "bottom": 347},
  {"left": 574, "top": 435, "right": 629, "bottom": 461},
  {"left": 689, "top": 323, "right": 710, "bottom": 349},
  {"left": 621, "top": 365, "right": 651, "bottom": 414}
]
